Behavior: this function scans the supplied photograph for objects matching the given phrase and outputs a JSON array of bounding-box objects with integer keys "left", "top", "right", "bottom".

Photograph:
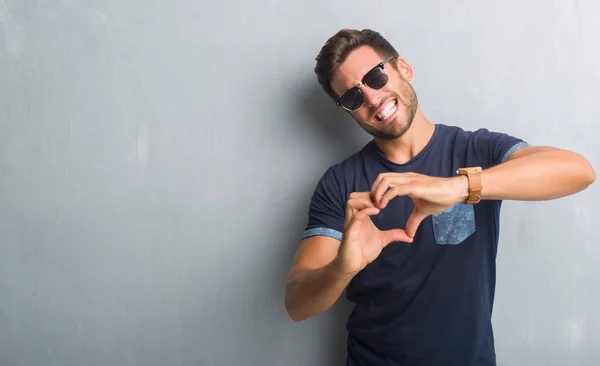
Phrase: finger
[
  {"left": 370, "top": 175, "right": 391, "bottom": 206},
  {"left": 345, "top": 192, "right": 372, "bottom": 210},
  {"left": 345, "top": 206, "right": 380, "bottom": 233},
  {"left": 353, "top": 207, "right": 380, "bottom": 221},
  {"left": 405, "top": 208, "right": 429, "bottom": 238},
  {"left": 380, "top": 228, "right": 413, "bottom": 245},
  {"left": 378, "top": 185, "right": 414, "bottom": 209},
  {"left": 345, "top": 194, "right": 377, "bottom": 223},
  {"left": 348, "top": 195, "right": 376, "bottom": 210},
  {"left": 370, "top": 174, "right": 414, "bottom": 207},
  {"left": 349, "top": 191, "right": 372, "bottom": 197},
  {"left": 371, "top": 172, "right": 408, "bottom": 189}
]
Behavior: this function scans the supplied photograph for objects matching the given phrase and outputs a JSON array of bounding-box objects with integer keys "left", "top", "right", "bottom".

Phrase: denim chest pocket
[{"left": 431, "top": 203, "right": 476, "bottom": 245}]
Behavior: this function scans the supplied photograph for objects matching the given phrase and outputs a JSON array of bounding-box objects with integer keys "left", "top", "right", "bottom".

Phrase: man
[{"left": 284, "top": 28, "right": 596, "bottom": 365}]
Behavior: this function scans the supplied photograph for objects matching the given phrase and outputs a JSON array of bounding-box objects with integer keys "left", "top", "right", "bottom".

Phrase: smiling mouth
[{"left": 375, "top": 99, "right": 398, "bottom": 122}]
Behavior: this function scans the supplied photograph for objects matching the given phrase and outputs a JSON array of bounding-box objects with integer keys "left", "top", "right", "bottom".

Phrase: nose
[{"left": 360, "top": 85, "right": 383, "bottom": 107}]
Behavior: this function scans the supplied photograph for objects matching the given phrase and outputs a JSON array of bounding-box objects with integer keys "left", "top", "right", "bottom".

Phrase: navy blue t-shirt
[{"left": 303, "top": 124, "right": 529, "bottom": 366}]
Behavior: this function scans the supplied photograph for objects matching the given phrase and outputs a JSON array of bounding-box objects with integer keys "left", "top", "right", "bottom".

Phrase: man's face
[{"left": 330, "top": 46, "right": 418, "bottom": 140}]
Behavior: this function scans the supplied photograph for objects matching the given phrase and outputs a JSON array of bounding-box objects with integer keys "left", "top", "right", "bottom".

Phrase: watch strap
[{"left": 457, "top": 167, "right": 483, "bottom": 204}]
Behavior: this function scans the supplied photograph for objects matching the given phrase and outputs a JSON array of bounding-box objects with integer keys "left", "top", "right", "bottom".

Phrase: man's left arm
[
  {"left": 469, "top": 145, "right": 596, "bottom": 201},
  {"left": 369, "top": 140, "right": 596, "bottom": 238}
]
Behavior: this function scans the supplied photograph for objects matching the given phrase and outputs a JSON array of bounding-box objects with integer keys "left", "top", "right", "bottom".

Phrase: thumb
[
  {"left": 380, "top": 228, "right": 413, "bottom": 245},
  {"left": 405, "top": 208, "right": 429, "bottom": 239}
]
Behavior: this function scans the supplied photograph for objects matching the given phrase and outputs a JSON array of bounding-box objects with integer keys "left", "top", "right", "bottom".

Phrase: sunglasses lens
[
  {"left": 340, "top": 88, "right": 363, "bottom": 111},
  {"left": 364, "top": 67, "right": 388, "bottom": 89}
]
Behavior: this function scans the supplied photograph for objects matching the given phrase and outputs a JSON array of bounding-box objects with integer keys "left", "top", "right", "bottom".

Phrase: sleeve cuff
[
  {"left": 302, "top": 228, "right": 343, "bottom": 241},
  {"left": 501, "top": 141, "right": 530, "bottom": 163}
]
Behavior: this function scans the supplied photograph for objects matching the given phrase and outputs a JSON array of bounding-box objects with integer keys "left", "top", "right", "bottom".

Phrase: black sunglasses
[{"left": 336, "top": 56, "right": 396, "bottom": 112}]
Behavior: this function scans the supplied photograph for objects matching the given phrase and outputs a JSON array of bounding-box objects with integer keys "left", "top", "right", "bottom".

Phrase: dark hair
[{"left": 314, "top": 28, "right": 399, "bottom": 101}]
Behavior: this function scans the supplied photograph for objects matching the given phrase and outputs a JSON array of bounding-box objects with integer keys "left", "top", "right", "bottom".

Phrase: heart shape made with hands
[{"left": 366, "top": 172, "right": 467, "bottom": 238}]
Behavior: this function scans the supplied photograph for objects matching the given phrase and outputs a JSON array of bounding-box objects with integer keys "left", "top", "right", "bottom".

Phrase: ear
[{"left": 394, "top": 57, "right": 414, "bottom": 81}]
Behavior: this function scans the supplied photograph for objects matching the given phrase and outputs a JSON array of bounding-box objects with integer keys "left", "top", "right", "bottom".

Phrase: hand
[
  {"left": 370, "top": 172, "right": 469, "bottom": 238},
  {"left": 332, "top": 192, "right": 413, "bottom": 277}
]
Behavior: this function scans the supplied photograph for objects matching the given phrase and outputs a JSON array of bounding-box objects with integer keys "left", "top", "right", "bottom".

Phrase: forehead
[{"left": 331, "top": 45, "right": 386, "bottom": 97}]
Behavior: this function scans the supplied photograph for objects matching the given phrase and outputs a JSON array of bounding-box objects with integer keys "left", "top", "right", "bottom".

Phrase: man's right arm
[{"left": 284, "top": 235, "right": 353, "bottom": 322}]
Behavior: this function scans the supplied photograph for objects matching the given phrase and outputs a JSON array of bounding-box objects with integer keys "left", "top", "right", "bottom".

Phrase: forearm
[
  {"left": 479, "top": 148, "right": 596, "bottom": 201},
  {"left": 284, "top": 262, "right": 353, "bottom": 322}
]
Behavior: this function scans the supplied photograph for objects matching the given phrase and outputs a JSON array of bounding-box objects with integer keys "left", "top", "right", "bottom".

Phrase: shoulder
[
  {"left": 310, "top": 142, "right": 374, "bottom": 206},
  {"left": 436, "top": 123, "right": 487, "bottom": 139},
  {"left": 436, "top": 123, "right": 529, "bottom": 166},
  {"left": 319, "top": 142, "right": 372, "bottom": 182},
  {"left": 436, "top": 123, "right": 525, "bottom": 144}
]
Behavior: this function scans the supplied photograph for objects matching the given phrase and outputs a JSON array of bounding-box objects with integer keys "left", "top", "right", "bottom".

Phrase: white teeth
[{"left": 376, "top": 100, "right": 397, "bottom": 121}]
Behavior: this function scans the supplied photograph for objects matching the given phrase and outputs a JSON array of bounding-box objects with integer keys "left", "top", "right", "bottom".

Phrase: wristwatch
[{"left": 456, "top": 167, "right": 483, "bottom": 204}]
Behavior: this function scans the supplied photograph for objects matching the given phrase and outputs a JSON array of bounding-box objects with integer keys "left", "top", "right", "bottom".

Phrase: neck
[{"left": 373, "top": 108, "right": 435, "bottom": 165}]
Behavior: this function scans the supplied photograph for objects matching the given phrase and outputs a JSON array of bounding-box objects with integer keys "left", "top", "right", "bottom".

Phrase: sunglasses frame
[{"left": 335, "top": 56, "right": 397, "bottom": 112}]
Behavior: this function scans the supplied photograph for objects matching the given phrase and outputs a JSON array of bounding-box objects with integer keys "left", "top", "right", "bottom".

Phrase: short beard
[{"left": 360, "top": 82, "right": 418, "bottom": 140}]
